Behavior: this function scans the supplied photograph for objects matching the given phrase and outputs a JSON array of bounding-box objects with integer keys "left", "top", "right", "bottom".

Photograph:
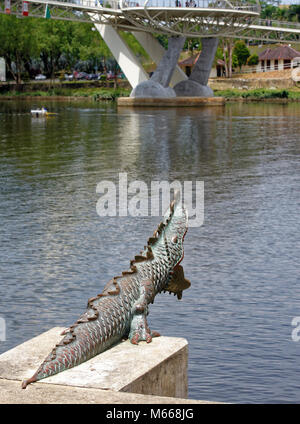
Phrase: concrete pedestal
[
  {"left": 0, "top": 327, "right": 207, "bottom": 403},
  {"left": 173, "top": 81, "right": 214, "bottom": 97},
  {"left": 117, "top": 97, "right": 225, "bottom": 107}
]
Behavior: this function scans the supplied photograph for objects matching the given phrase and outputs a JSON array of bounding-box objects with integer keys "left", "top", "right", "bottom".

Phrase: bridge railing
[
  {"left": 79, "top": 0, "right": 120, "bottom": 8},
  {"left": 121, "top": 0, "right": 259, "bottom": 11},
  {"left": 253, "top": 18, "right": 300, "bottom": 30},
  {"left": 58, "top": 0, "right": 259, "bottom": 12}
]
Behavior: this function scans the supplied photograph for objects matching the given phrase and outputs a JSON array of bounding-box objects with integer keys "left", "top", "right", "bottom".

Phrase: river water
[{"left": 0, "top": 99, "right": 299, "bottom": 403}]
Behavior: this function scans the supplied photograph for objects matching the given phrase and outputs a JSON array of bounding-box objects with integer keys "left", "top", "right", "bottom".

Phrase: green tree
[
  {"left": 260, "top": 2, "right": 300, "bottom": 22},
  {"left": 0, "top": 15, "right": 38, "bottom": 82},
  {"left": 260, "top": 4, "right": 277, "bottom": 19},
  {"left": 120, "top": 32, "right": 149, "bottom": 60},
  {"left": 0, "top": 15, "right": 156, "bottom": 81},
  {"left": 155, "top": 35, "right": 168, "bottom": 49},
  {"left": 220, "top": 38, "right": 234, "bottom": 78},
  {"left": 69, "top": 24, "right": 113, "bottom": 71},
  {"left": 34, "top": 19, "right": 74, "bottom": 78},
  {"left": 233, "top": 41, "right": 250, "bottom": 71},
  {"left": 287, "top": 5, "right": 300, "bottom": 22},
  {"left": 183, "top": 38, "right": 200, "bottom": 55}
]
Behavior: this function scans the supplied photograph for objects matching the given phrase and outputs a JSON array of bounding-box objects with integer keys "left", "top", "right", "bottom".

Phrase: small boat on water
[
  {"left": 31, "top": 108, "right": 57, "bottom": 118},
  {"left": 31, "top": 107, "right": 49, "bottom": 117}
]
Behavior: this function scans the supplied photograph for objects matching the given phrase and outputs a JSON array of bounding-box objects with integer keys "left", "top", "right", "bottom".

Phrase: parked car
[
  {"left": 64, "top": 74, "right": 74, "bottom": 81},
  {"left": 35, "top": 74, "right": 46, "bottom": 80},
  {"left": 87, "top": 73, "right": 98, "bottom": 80},
  {"left": 75, "top": 72, "right": 89, "bottom": 80},
  {"left": 107, "top": 71, "right": 115, "bottom": 80}
]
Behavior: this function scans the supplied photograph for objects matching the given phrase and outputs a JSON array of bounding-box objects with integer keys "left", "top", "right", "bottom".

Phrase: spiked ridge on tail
[{"left": 22, "top": 191, "right": 190, "bottom": 389}]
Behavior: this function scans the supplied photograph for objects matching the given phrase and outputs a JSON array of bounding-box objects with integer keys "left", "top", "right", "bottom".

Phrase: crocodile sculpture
[{"left": 22, "top": 192, "right": 190, "bottom": 389}]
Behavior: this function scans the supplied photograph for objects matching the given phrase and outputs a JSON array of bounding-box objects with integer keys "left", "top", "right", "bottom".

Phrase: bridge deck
[
  {"left": 2, "top": 0, "right": 259, "bottom": 17},
  {"left": 1, "top": 0, "right": 300, "bottom": 43}
]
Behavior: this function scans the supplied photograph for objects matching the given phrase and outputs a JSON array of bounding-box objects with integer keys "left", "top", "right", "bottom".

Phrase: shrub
[
  {"left": 214, "top": 88, "right": 290, "bottom": 99},
  {"left": 241, "top": 89, "right": 289, "bottom": 99},
  {"left": 247, "top": 54, "right": 259, "bottom": 66},
  {"left": 233, "top": 41, "right": 250, "bottom": 70}
]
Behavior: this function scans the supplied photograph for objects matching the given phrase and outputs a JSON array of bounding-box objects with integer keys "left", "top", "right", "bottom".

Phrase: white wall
[
  {"left": 0, "top": 58, "right": 5, "bottom": 82},
  {"left": 257, "top": 59, "right": 285, "bottom": 72},
  {"left": 209, "top": 67, "right": 217, "bottom": 78}
]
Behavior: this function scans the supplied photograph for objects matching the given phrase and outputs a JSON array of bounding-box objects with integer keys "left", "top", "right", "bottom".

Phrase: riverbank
[
  {"left": 209, "top": 69, "right": 300, "bottom": 101},
  {"left": 0, "top": 80, "right": 131, "bottom": 100},
  {"left": 214, "top": 88, "right": 300, "bottom": 102},
  {"left": 1, "top": 81, "right": 300, "bottom": 103},
  {"left": 208, "top": 69, "right": 298, "bottom": 90},
  {"left": 1, "top": 89, "right": 300, "bottom": 103},
  {"left": 0, "top": 86, "right": 131, "bottom": 101}
]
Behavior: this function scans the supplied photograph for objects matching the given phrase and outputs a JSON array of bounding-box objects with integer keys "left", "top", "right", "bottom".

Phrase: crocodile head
[{"left": 151, "top": 190, "right": 190, "bottom": 298}]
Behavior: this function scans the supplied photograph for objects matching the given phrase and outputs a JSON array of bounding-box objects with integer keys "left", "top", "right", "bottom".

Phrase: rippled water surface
[{"left": 0, "top": 99, "right": 299, "bottom": 403}]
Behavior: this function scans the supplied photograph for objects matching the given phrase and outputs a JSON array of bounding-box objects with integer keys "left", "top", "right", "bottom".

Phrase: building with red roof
[{"left": 258, "top": 45, "right": 300, "bottom": 72}]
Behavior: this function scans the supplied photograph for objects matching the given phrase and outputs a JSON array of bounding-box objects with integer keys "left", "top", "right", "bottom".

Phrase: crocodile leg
[{"left": 129, "top": 279, "right": 160, "bottom": 344}]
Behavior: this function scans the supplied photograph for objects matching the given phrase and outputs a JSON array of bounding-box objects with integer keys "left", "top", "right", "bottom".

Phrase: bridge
[{"left": 1, "top": 0, "right": 300, "bottom": 97}]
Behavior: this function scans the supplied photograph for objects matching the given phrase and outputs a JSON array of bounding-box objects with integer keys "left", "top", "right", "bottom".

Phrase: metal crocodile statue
[{"left": 22, "top": 192, "right": 190, "bottom": 389}]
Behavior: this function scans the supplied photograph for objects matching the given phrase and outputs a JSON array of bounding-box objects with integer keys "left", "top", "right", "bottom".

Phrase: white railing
[
  {"left": 253, "top": 18, "right": 300, "bottom": 30},
  {"left": 51, "top": 0, "right": 259, "bottom": 12},
  {"left": 68, "top": 0, "right": 120, "bottom": 9},
  {"left": 120, "top": 0, "right": 259, "bottom": 11},
  {"left": 232, "top": 61, "right": 300, "bottom": 76}
]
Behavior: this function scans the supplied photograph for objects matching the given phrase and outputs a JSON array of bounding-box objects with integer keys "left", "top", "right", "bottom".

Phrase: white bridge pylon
[{"left": 1, "top": 0, "right": 300, "bottom": 89}]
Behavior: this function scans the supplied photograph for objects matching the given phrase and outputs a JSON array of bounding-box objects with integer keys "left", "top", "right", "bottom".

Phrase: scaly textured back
[{"left": 22, "top": 191, "right": 190, "bottom": 388}]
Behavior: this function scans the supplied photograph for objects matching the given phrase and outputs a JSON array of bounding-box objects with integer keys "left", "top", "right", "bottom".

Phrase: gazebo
[{"left": 258, "top": 45, "right": 300, "bottom": 72}]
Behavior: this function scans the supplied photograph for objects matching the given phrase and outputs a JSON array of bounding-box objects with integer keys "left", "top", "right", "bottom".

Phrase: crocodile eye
[{"left": 172, "top": 235, "right": 178, "bottom": 243}]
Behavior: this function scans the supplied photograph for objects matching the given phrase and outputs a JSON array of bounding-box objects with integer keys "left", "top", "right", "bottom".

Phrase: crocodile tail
[
  {"left": 21, "top": 328, "right": 91, "bottom": 388},
  {"left": 21, "top": 290, "right": 133, "bottom": 388}
]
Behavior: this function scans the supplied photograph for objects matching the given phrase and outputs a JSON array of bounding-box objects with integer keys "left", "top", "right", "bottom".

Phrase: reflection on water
[{"left": 0, "top": 100, "right": 299, "bottom": 403}]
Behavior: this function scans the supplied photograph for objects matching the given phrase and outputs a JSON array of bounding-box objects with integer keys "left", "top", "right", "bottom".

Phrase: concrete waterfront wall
[
  {"left": 0, "top": 327, "right": 220, "bottom": 404},
  {"left": 118, "top": 97, "right": 225, "bottom": 107}
]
